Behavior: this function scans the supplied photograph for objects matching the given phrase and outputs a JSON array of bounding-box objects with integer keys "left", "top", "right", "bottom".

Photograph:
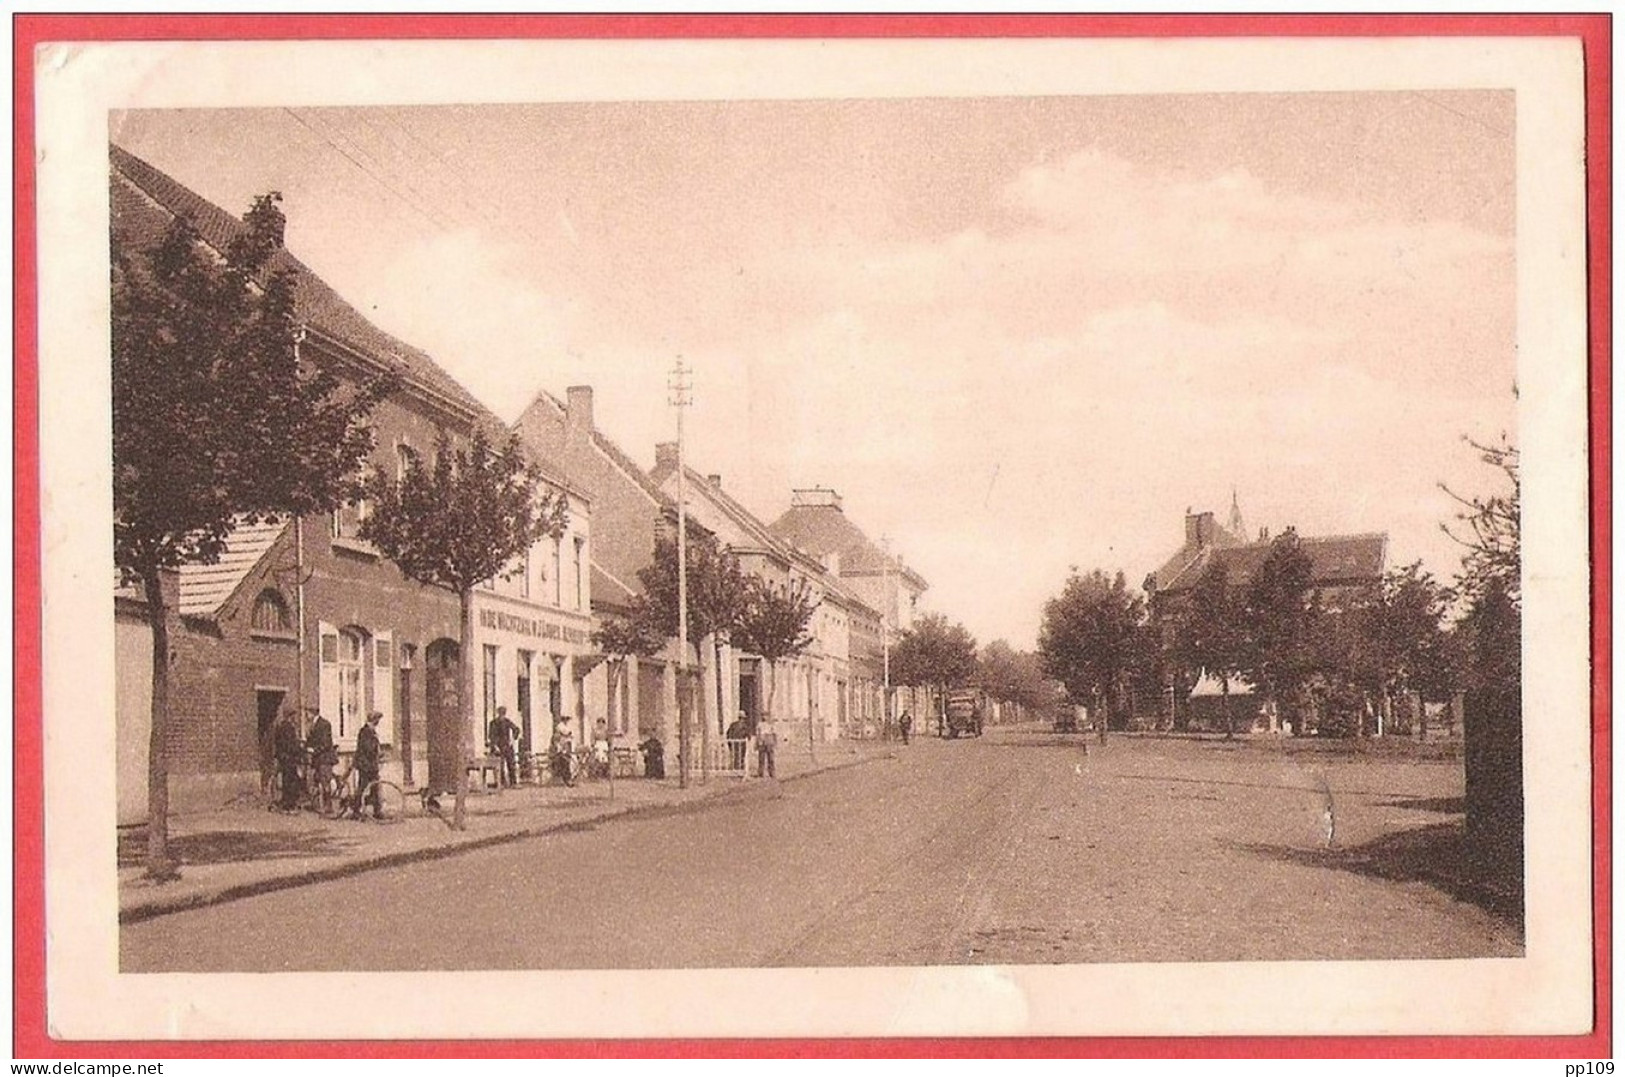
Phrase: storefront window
[{"left": 483, "top": 644, "right": 499, "bottom": 722}]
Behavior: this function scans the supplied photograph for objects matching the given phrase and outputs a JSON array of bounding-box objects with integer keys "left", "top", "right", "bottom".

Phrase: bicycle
[
  {"left": 333, "top": 768, "right": 408, "bottom": 822},
  {"left": 266, "top": 755, "right": 345, "bottom": 817}
]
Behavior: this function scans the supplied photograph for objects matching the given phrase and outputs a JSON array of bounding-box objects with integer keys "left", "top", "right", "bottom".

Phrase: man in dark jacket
[
  {"left": 272, "top": 708, "right": 304, "bottom": 811},
  {"left": 305, "top": 708, "right": 339, "bottom": 811},
  {"left": 348, "top": 711, "right": 384, "bottom": 820},
  {"left": 487, "top": 706, "right": 521, "bottom": 788}
]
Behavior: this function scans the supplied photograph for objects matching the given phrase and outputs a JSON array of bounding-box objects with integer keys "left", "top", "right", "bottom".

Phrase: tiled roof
[
  {"left": 651, "top": 457, "right": 788, "bottom": 561},
  {"left": 177, "top": 519, "right": 288, "bottom": 616},
  {"left": 590, "top": 561, "right": 638, "bottom": 611},
  {"left": 1159, "top": 532, "right": 1388, "bottom": 594},
  {"left": 118, "top": 518, "right": 288, "bottom": 620},
  {"left": 768, "top": 504, "right": 929, "bottom": 591},
  {"left": 110, "top": 144, "right": 580, "bottom": 498}
]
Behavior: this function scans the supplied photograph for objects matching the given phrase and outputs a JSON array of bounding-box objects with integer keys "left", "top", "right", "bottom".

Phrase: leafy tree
[
  {"left": 734, "top": 577, "right": 820, "bottom": 747},
  {"left": 1372, "top": 561, "right": 1453, "bottom": 732},
  {"left": 113, "top": 191, "right": 392, "bottom": 879},
  {"left": 589, "top": 596, "right": 667, "bottom": 759},
  {"left": 1171, "top": 562, "right": 1248, "bottom": 738},
  {"left": 629, "top": 522, "right": 750, "bottom": 783},
  {"left": 1237, "top": 530, "right": 1316, "bottom": 734},
  {"left": 977, "top": 640, "right": 1055, "bottom": 720},
  {"left": 1442, "top": 433, "right": 1521, "bottom": 607},
  {"left": 891, "top": 612, "right": 980, "bottom": 729},
  {"left": 1037, "top": 569, "right": 1145, "bottom": 736},
  {"left": 361, "top": 428, "right": 568, "bottom": 829},
  {"left": 1444, "top": 427, "right": 1522, "bottom": 904}
]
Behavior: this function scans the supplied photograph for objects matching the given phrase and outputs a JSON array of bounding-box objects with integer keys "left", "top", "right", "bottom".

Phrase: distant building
[
  {"left": 1145, "top": 507, "right": 1388, "bottom": 732},
  {"left": 649, "top": 452, "right": 863, "bottom": 745},
  {"left": 768, "top": 488, "right": 931, "bottom": 729}
]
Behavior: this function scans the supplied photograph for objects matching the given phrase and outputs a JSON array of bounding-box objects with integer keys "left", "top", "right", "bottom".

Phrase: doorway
[
  {"left": 255, "top": 688, "right": 285, "bottom": 789},
  {"left": 424, "top": 639, "right": 461, "bottom": 793}
]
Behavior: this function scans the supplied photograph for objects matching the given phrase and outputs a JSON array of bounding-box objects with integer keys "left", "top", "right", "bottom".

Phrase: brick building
[
  {"left": 112, "top": 145, "right": 579, "bottom": 817},
  {"left": 1144, "top": 507, "right": 1388, "bottom": 732},
  {"left": 513, "top": 386, "right": 692, "bottom": 759}
]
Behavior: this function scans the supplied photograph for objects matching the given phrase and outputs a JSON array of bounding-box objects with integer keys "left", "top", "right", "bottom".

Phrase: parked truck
[{"left": 943, "top": 688, "right": 985, "bottom": 738}]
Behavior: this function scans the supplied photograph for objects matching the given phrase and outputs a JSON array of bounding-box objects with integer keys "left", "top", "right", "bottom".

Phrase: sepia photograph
[{"left": 27, "top": 26, "right": 1596, "bottom": 1045}]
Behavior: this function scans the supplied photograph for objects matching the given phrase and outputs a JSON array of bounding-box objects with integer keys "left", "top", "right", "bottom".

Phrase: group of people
[
  {"left": 269, "top": 706, "right": 383, "bottom": 820},
  {"left": 485, "top": 707, "right": 620, "bottom": 788},
  {"left": 723, "top": 711, "right": 779, "bottom": 777}
]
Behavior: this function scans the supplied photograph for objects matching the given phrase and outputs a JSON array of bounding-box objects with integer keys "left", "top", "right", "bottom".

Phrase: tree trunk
[
  {"left": 453, "top": 588, "right": 474, "bottom": 831},
  {"left": 1221, "top": 676, "right": 1233, "bottom": 740},
  {"left": 143, "top": 568, "right": 179, "bottom": 881}
]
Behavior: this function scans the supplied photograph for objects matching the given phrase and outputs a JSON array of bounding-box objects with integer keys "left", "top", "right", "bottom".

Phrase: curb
[{"left": 120, "top": 749, "right": 893, "bottom": 924}]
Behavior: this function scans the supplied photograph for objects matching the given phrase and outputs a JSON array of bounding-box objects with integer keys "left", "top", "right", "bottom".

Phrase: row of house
[{"left": 112, "top": 145, "right": 931, "bottom": 821}]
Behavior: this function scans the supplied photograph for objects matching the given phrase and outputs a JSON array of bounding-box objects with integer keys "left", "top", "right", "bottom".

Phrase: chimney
[
  {"left": 823, "top": 551, "right": 842, "bottom": 576},
  {"left": 707, "top": 474, "right": 722, "bottom": 488},
  {"left": 564, "top": 386, "right": 594, "bottom": 448},
  {"left": 654, "top": 442, "right": 679, "bottom": 471},
  {"left": 1185, "top": 510, "right": 1217, "bottom": 548},
  {"left": 791, "top": 488, "right": 843, "bottom": 511}
]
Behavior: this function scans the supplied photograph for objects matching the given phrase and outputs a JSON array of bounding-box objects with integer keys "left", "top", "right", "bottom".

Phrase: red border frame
[{"left": 12, "top": 13, "right": 1610, "bottom": 1059}]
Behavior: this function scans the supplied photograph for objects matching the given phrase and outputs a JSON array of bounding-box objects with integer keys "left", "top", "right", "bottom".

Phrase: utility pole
[{"left": 669, "top": 358, "right": 692, "bottom": 789}]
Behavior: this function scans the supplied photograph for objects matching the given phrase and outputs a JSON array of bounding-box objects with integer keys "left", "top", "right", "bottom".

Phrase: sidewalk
[{"left": 119, "top": 740, "right": 895, "bottom": 923}]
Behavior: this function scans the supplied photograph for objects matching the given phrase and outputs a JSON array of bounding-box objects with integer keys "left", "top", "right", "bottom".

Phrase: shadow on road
[
  {"left": 1378, "top": 795, "right": 1465, "bottom": 814},
  {"left": 118, "top": 828, "right": 350, "bottom": 868},
  {"left": 1234, "top": 822, "right": 1524, "bottom": 930}
]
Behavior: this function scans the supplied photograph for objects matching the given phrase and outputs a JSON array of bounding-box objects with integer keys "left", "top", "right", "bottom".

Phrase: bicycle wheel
[{"left": 364, "top": 780, "right": 407, "bottom": 822}]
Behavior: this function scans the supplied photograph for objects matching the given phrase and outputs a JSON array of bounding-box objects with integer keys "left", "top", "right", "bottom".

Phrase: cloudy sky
[{"left": 112, "top": 92, "right": 1516, "bottom": 649}]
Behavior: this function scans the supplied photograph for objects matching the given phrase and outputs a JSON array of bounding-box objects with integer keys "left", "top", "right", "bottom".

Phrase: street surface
[{"left": 122, "top": 728, "right": 1520, "bottom": 970}]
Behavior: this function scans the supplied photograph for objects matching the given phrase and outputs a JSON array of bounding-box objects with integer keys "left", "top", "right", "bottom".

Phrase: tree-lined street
[{"left": 122, "top": 728, "right": 1518, "bottom": 972}]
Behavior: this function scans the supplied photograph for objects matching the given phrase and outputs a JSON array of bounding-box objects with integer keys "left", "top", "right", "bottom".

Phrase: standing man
[
  {"left": 725, "top": 712, "right": 749, "bottom": 771},
  {"left": 305, "top": 707, "right": 339, "bottom": 812},
  {"left": 272, "top": 707, "right": 304, "bottom": 811},
  {"left": 755, "top": 713, "right": 778, "bottom": 780},
  {"left": 898, "top": 709, "right": 913, "bottom": 746},
  {"left": 487, "top": 706, "right": 520, "bottom": 788},
  {"left": 348, "top": 711, "right": 384, "bottom": 820}
]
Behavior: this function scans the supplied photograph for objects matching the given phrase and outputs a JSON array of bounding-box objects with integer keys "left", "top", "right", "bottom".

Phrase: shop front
[{"left": 471, "top": 593, "right": 596, "bottom": 778}]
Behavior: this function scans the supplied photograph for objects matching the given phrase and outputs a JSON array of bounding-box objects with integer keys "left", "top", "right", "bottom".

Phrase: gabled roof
[
  {"left": 517, "top": 389, "right": 673, "bottom": 510},
  {"left": 589, "top": 561, "right": 638, "bottom": 612},
  {"left": 178, "top": 519, "right": 288, "bottom": 617},
  {"left": 116, "top": 517, "right": 288, "bottom": 621},
  {"left": 650, "top": 457, "right": 789, "bottom": 563},
  {"left": 1148, "top": 521, "right": 1246, "bottom": 593},
  {"left": 1160, "top": 532, "right": 1388, "bottom": 595},
  {"left": 768, "top": 503, "right": 929, "bottom": 591},
  {"left": 110, "top": 144, "right": 582, "bottom": 498}
]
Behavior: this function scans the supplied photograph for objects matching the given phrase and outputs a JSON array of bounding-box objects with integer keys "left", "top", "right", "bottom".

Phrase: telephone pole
[{"left": 669, "top": 358, "right": 693, "bottom": 788}]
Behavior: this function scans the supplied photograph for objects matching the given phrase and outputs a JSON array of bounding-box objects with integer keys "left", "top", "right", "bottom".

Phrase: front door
[
  {"left": 425, "top": 639, "right": 461, "bottom": 792},
  {"left": 398, "top": 644, "right": 416, "bottom": 788}
]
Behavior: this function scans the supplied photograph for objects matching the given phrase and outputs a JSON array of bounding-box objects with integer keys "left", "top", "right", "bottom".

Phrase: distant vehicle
[{"left": 944, "top": 689, "right": 984, "bottom": 738}]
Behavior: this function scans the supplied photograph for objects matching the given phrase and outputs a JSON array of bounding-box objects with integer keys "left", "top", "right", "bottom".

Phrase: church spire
[{"left": 1227, "top": 487, "right": 1246, "bottom": 541}]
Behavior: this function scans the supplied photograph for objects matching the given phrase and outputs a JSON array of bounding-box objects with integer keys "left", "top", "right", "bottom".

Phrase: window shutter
[
  {"left": 317, "top": 621, "right": 340, "bottom": 731},
  {"left": 373, "top": 630, "right": 395, "bottom": 747}
]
